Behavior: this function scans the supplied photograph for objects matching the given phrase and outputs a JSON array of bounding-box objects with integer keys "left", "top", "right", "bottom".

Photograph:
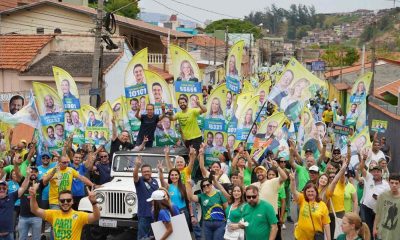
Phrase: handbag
[
  {"left": 223, "top": 205, "right": 244, "bottom": 240},
  {"left": 330, "top": 199, "right": 344, "bottom": 239},
  {"left": 308, "top": 202, "right": 324, "bottom": 240}
]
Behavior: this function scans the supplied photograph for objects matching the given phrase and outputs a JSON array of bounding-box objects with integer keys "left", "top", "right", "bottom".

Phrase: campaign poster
[
  {"left": 371, "top": 119, "right": 388, "bottom": 133},
  {"left": 81, "top": 105, "right": 108, "bottom": 147},
  {"left": 169, "top": 44, "right": 203, "bottom": 110},
  {"left": 255, "top": 80, "right": 271, "bottom": 122},
  {"left": 267, "top": 57, "right": 328, "bottom": 121},
  {"left": 112, "top": 97, "right": 130, "bottom": 134},
  {"left": 53, "top": 66, "right": 80, "bottom": 110},
  {"left": 348, "top": 127, "right": 372, "bottom": 168},
  {"left": 145, "top": 70, "right": 174, "bottom": 115},
  {"left": 226, "top": 40, "right": 245, "bottom": 93},
  {"left": 204, "top": 130, "right": 228, "bottom": 167},
  {"left": 242, "top": 80, "right": 255, "bottom": 93},
  {"left": 236, "top": 96, "right": 259, "bottom": 143},
  {"left": 0, "top": 123, "right": 12, "bottom": 158},
  {"left": 32, "top": 82, "right": 64, "bottom": 153},
  {"left": 154, "top": 116, "right": 180, "bottom": 147},
  {"left": 98, "top": 101, "right": 113, "bottom": 150},
  {"left": 64, "top": 109, "right": 85, "bottom": 145}
]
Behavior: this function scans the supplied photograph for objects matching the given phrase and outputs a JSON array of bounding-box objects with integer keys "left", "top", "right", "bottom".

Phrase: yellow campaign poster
[
  {"left": 226, "top": 40, "right": 245, "bottom": 93},
  {"left": 297, "top": 107, "right": 314, "bottom": 149},
  {"left": 242, "top": 80, "right": 255, "bottom": 93},
  {"left": 169, "top": 44, "right": 202, "bottom": 110},
  {"left": 112, "top": 96, "right": 129, "bottom": 134},
  {"left": 98, "top": 101, "right": 113, "bottom": 150},
  {"left": 81, "top": 104, "right": 108, "bottom": 147},
  {"left": 145, "top": 70, "right": 174, "bottom": 115},
  {"left": 255, "top": 80, "right": 271, "bottom": 122},
  {"left": 53, "top": 66, "right": 80, "bottom": 110},
  {"left": 349, "top": 127, "right": 371, "bottom": 168},
  {"left": 346, "top": 72, "right": 372, "bottom": 130},
  {"left": 0, "top": 123, "right": 12, "bottom": 158},
  {"left": 268, "top": 57, "right": 328, "bottom": 121},
  {"left": 236, "top": 92, "right": 254, "bottom": 119},
  {"left": 64, "top": 109, "right": 85, "bottom": 145},
  {"left": 32, "top": 82, "right": 64, "bottom": 153},
  {"left": 371, "top": 119, "right": 388, "bottom": 133},
  {"left": 236, "top": 96, "right": 259, "bottom": 142},
  {"left": 251, "top": 112, "right": 286, "bottom": 161}
]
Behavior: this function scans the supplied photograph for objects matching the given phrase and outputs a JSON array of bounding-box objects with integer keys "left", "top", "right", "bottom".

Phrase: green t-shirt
[
  {"left": 296, "top": 164, "right": 310, "bottom": 191},
  {"left": 175, "top": 108, "right": 202, "bottom": 141},
  {"left": 357, "top": 183, "right": 364, "bottom": 205},
  {"left": 277, "top": 185, "right": 286, "bottom": 208},
  {"left": 243, "top": 167, "right": 252, "bottom": 186},
  {"left": 344, "top": 182, "right": 356, "bottom": 213},
  {"left": 225, "top": 204, "right": 243, "bottom": 223},
  {"left": 242, "top": 200, "right": 278, "bottom": 239},
  {"left": 336, "top": 234, "right": 362, "bottom": 240},
  {"left": 4, "top": 160, "right": 29, "bottom": 177},
  {"left": 198, "top": 191, "right": 227, "bottom": 221}
]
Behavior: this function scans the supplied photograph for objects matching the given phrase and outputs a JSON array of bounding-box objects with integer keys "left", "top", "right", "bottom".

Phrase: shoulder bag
[
  {"left": 223, "top": 205, "right": 244, "bottom": 240},
  {"left": 308, "top": 202, "right": 325, "bottom": 240},
  {"left": 330, "top": 199, "right": 344, "bottom": 239}
]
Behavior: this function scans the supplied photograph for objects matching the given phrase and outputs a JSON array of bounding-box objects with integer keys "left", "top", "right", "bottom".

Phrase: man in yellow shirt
[
  {"left": 43, "top": 156, "right": 95, "bottom": 208},
  {"left": 170, "top": 95, "right": 206, "bottom": 151},
  {"left": 30, "top": 185, "right": 100, "bottom": 240},
  {"left": 322, "top": 104, "right": 334, "bottom": 126}
]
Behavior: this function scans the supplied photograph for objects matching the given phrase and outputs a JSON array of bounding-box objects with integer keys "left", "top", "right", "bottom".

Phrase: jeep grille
[{"left": 106, "top": 192, "right": 126, "bottom": 215}]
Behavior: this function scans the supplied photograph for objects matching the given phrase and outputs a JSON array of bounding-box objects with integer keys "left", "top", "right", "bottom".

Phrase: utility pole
[
  {"left": 340, "top": 49, "right": 343, "bottom": 83},
  {"left": 213, "top": 36, "right": 216, "bottom": 65},
  {"left": 225, "top": 26, "right": 229, "bottom": 58},
  {"left": 370, "top": 21, "right": 377, "bottom": 97},
  {"left": 361, "top": 44, "right": 366, "bottom": 75},
  {"left": 249, "top": 34, "right": 252, "bottom": 75},
  {"left": 90, "top": 0, "right": 104, "bottom": 108}
]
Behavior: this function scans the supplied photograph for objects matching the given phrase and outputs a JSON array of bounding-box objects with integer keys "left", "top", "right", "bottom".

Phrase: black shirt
[
  {"left": 96, "top": 162, "right": 111, "bottom": 184},
  {"left": 19, "top": 179, "right": 45, "bottom": 217},
  {"left": 136, "top": 114, "right": 159, "bottom": 146},
  {"left": 110, "top": 138, "right": 135, "bottom": 158}
]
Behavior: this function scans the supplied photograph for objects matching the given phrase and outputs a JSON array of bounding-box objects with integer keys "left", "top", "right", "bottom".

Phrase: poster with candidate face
[
  {"left": 226, "top": 40, "right": 244, "bottom": 93},
  {"left": 53, "top": 66, "right": 80, "bottom": 110}
]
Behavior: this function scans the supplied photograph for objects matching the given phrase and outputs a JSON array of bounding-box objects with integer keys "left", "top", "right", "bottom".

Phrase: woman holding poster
[{"left": 177, "top": 60, "right": 199, "bottom": 82}]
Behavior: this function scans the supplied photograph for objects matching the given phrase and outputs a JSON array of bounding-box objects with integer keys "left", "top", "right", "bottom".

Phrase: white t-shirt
[
  {"left": 252, "top": 177, "right": 281, "bottom": 214},
  {"left": 361, "top": 172, "right": 390, "bottom": 212}
]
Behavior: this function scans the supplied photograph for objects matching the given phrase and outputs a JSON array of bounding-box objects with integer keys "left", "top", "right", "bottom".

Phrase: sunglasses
[
  {"left": 0, "top": 186, "right": 7, "bottom": 190},
  {"left": 42, "top": 156, "right": 50, "bottom": 159},
  {"left": 59, "top": 198, "right": 72, "bottom": 204},
  {"left": 99, "top": 155, "right": 108, "bottom": 159},
  {"left": 202, "top": 183, "right": 211, "bottom": 188},
  {"left": 246, "top": 195, "right": 257, "bottom": 200},
  {"left": 333, "top": 152, "right": 341, "bottom": 155},
  {"left": 60, "top": 162, "right": 69, "bottom": 165}
]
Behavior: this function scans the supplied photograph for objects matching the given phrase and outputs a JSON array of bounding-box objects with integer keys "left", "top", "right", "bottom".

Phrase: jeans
[
  {"left": 202, "top": 220, "right": 226, "bottom": 240},
  {"left": 191, "top": 202, "right": 202, "bottom": 240},
  {"left": 18, "top": 216, "right": 42, "bottom": 240},
  {"left": 360, "top": 204, "right": 375, "bottom": 240},
  {"left": 0, "top": 233, "right": 13, "bottom": 240},
  {"left": 137, "top": 216, "right": 153, "bottom": 240}
]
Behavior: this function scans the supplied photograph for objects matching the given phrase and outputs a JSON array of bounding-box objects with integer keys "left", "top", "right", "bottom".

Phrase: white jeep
[{"left": 79, "top": 147, "right": 188, "bottom": 240}]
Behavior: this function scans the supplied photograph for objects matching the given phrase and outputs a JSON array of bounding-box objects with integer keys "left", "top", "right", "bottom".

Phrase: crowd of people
[{"left": 0, "top": 88, "right": 398, "bottom": 240}]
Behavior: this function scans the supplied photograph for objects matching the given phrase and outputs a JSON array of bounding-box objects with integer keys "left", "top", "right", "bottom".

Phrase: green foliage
[
  {"left": 343, "top": 47, "right": 359, "bottom": 66},
  {"left": 204, "top": 19, "right": 262, "bottom": 38},
  {"left": 89, "top": 0, "right": 140, "bottom": 19},
  {"left": 321, "top": 45, "right": 359, "bottom": 67}
]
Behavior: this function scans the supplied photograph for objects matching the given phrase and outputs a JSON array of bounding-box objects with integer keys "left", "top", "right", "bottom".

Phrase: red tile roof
[
  {"left": 0, "top": 35, "right": 53, "bottom": 71},
  {"left": 374, "top": 79, "right": 400, "bottom": 99},
  {"left": 0, "top": 0, "right": 192, "bottom": 38},
  {"left": 189, "top": 34, "right": 225, "bottom": 47},
  {"left": 149, "top": 65, "right": 173, "bottom": 81},
  {"left": 0, "top": 0, "right": 38, "bottom": 11},
  {"left": 333, "top": 82, "right": 351, "bottom": 91},
  {"left": 324, "top": 63, "right": 372, "bottom": 78}
]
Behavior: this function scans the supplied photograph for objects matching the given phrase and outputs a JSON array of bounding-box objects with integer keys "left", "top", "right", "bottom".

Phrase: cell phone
[{"left": 209, "top": 170, "right": 215, "bottom": 181}]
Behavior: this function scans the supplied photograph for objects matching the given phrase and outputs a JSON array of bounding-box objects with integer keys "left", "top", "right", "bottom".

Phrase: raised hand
[
  {"left": 289, "top": 171, "right": 295, "bottom": 181},
  {"left": 135, "top": 156, "right": 142, "bottom": 167},
  {"left": 189, "top": 146, "right": 196, "bottom": 157},
  {"left": 271, "top": 159, "right": 279, "bottom": 168},
  {"left": 29, "top": 182, "right": 39, "bottom": 197},
  {"left": 164, "top": 146, "right": 170, "bottom": 155},
  {"left": 157, "top": 160, "right": 164, "bottom": 171},
  {"left": 87, "top": 186, "right": 96, "bottom": 204}
]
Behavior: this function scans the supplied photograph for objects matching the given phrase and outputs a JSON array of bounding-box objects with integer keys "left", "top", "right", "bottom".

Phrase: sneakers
[{"left": 40, "top": 234, "right": 47, "bottom": 240}]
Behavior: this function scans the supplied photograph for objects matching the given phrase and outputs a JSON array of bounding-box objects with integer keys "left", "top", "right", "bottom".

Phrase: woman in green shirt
[{"left": 336, "top": 212, "right": 370, "bottom": 240}]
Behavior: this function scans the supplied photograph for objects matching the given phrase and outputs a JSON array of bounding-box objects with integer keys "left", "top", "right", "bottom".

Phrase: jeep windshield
[{"left": 112, "top": 154, "right": 175, "bottom": 173}]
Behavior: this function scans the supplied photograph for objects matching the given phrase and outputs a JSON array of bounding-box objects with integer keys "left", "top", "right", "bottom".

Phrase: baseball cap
[
  {"left": 333, "top": 147, "right": 341, "bottom": 153},
  {"left": 146, "top": 190, "right": 166, "bottom": 202},
  {"left": 20, "top": 139, "right": 27, "bottom": 144},
  {"left": 0, "top": 180, "right": 7, "bottom": 186},
  {"left": 254, "top": 166, "right": 267, "bottom": 173},
  {"left": 308, "top": 165, "right": 319, "bottom": 172},
  {"left": 370, "top": 165, "right": 382, "bottom": 171},
  {"left": 305, "top": 149, "right": 313, "bottom": 154},
  {"left": 41, "top": 152, "right": 51, "bottom": 158}
]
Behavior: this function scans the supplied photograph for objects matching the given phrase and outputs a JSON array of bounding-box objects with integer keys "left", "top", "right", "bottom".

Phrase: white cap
[
  {"left": 308, "top": 165, "right": 319, "bottom": 172},
  {"left": 146, "top": 190, "right": 165, "bottom": 202}
]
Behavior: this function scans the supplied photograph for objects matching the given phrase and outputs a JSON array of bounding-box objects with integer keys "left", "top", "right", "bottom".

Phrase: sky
[{"left": 139, "top": 0, "right": 396, "bottom": 24}]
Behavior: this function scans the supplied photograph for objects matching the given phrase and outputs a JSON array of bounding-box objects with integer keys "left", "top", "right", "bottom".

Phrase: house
[{"left": 0, "top": 0, "right": 192, "bottom": 54}]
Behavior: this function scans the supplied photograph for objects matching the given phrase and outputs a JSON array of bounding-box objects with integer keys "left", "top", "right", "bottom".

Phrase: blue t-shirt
[
  {"left": 0, "top": 191, "right": 19, "bottom": 233},
  {"left": 158, "top": 208, "right": 172, "bottom": 222},
  {"left": 70, "top": 163, "right": 87, "bottom": 197},
  {"left": 7, "top": 181, "right": 20, "bottom": 206},
  {"left": 38, "top": 162, "right": 56, "bottom": 201},
  {"left": 96, "top": 163, "right": 111, "bottom": 184},
  {"left": 169, "top": 184, "right": 186, "bottom": 210},
  {"left": 134, "top": 176, "right": 159, "bottom": 217}
]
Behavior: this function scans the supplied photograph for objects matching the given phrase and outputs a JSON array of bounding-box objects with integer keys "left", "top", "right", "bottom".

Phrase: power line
[
  {"left": 150, "top": 0, "right": 204, "bottom": 25},
  {"left": 167, "top": 0, "right": 241, "bottom": 19},
  {"left": 1, "top": 19, "right": 89, "bottom": 34}
]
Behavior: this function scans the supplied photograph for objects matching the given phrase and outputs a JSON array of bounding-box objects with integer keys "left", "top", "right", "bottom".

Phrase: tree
[
  {"left": 204, "top": 19, "right": 262, "bottom": 38},
  {"left": 89, "top": 0, "right": 140, "bottom": 19},
  {"left": 344, "top": 47, "right": 360, "bottom": 66}
]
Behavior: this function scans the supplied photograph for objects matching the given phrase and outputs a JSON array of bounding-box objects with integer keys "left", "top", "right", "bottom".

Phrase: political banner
[
  {"left": 145, "top": 70, "right": 174, "bottom": 115},
  {"left": 346, "top": 72, "right": 372, "bottom": 131},
  {"left": 242, "top": 80, "right": 255, "bottom": 93},
  {"left": 332, "top": 123, "right": 351, "bottom": 135},
  {"left": 112, "top": 97, "right": 130, "bottom": 134},
  {"left": 226, "top": 40, "right": 244, "bottom": 93},
  {"left": 236, "top": 96, "right": 259, "bottom": 142},
  {"left": 81, "top": 105, "right": 108, "bottom": 147},
  {"left": 297, "top": 107, "right": 314, "bottom": 149},
  {"left": 32, "top": 82, "right": 64, "bottom": 153},
  {"left": 154, "top": 116, "right": 180, "bottom": 147},
  {"left": 204, "top": 130, "right": 227, "bottom": 167},
  {"left": 348, "top": 127, "right": 371, "bottom": 168},
  {"left": 371, "top": 119, "right": 388, "bottom": 133},
  {"left": 64, "top": 109, "right": 85, "bottom": 145},
  {"left": 0, "top": 123, "right": 12, "bottom": 158},
  {"left": 0, "top": 91, "right": 39, "bottom": 128},
  {"left": 268, "top": 57, "right": 328, "bottom": 121},
  {"left": 53, "top": 66, "right": 80, "bottom": 110},
  {"left": 98, "top": 101, "right": 113, "bottom": 150},
  {"left": 255, "top": 80, "right": 271, "bottom": 122},
  {"left": 169, "top": 44, "right": 202, "bottom": 110}
]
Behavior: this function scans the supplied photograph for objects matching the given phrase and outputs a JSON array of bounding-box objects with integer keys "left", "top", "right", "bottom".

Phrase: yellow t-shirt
[
  {"left": 327, "top": 180, "right": 345, "bottom": 213},
  {"left": 45, "top": 209, "right": 89, "bottom": 240},
  {"left": 175, "top": 108, "right": 202, "bottom": 140},
  {"left": 46, "top": 167, "right": 79, "bottom": 205},
  {"left": 252, "top": 177, "right": 281, "bottom": 214},
  {"left": 295, "top": 194, "right": 330, "bottom": 240},
  {"left": 322, "top": 110, "right": 334, "bottom": 123},
  {"left": 180, "top": 166, "right": 192, "bottom": 185}
]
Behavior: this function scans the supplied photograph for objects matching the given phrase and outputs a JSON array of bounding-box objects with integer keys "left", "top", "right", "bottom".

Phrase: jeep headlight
[
  {"left": 96, "top": 192, "right": 105, "bottom": 204},
  {"left": 125, "top": 193, "right": 136, "bottom": 206}
]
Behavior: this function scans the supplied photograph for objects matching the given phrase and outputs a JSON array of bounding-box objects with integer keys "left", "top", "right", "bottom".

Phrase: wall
[
  {"left": 0, "top": 5, "right": 94, "bottom": 34},
  {"left": 368, "top": 103, "right": 400, "bottom": 173}
]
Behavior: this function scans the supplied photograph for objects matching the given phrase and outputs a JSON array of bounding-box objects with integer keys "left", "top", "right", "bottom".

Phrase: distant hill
[{"left": 139, "top": 12, "right": 198, "bottom": 28}]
